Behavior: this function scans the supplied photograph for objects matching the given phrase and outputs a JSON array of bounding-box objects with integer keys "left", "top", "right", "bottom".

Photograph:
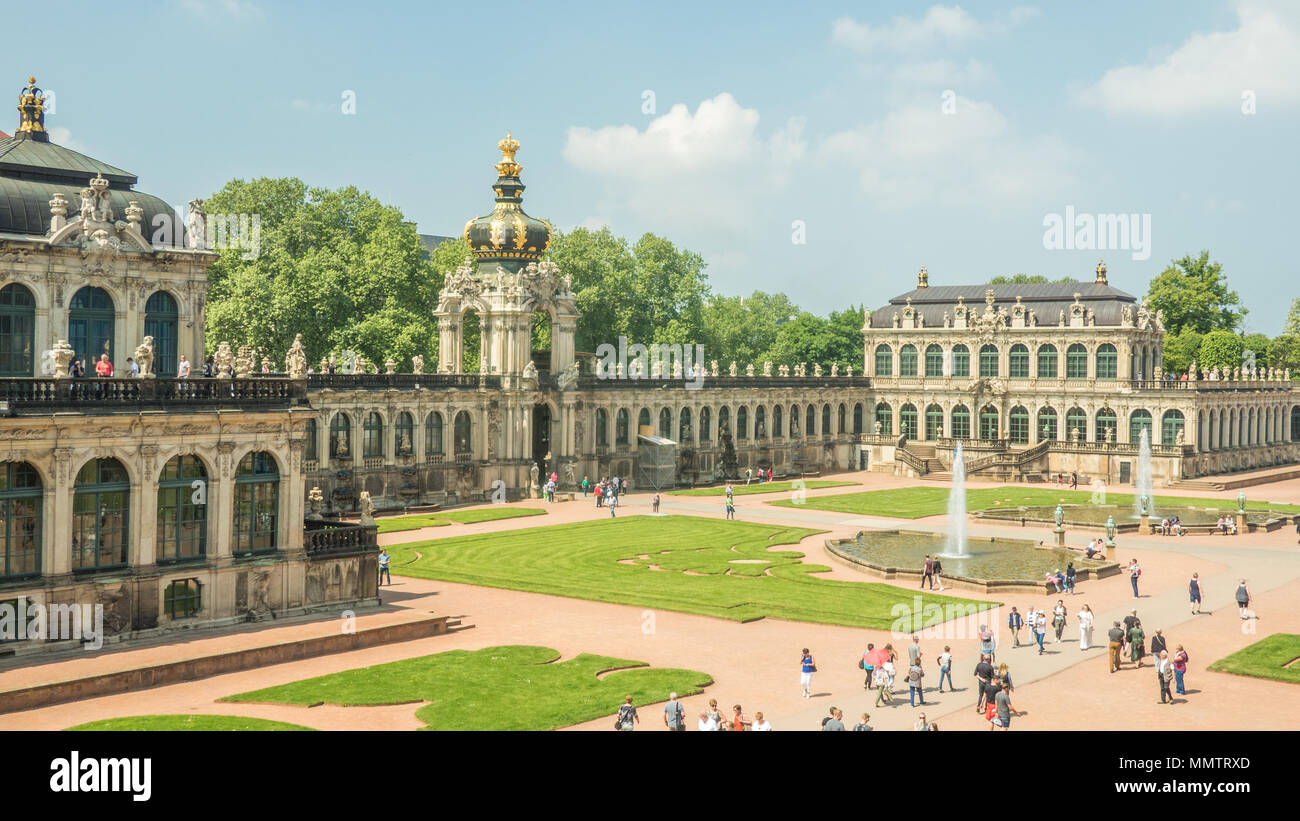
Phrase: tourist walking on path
[
  {"left": 936, "top": 646, "right": 953, "bottom": 692},
  {"left": 990, "top": 683, "right": 1017, "bottom": 731},
  {"left": 1052, "top": 601, "right": 1068, "bottom": 643},
  {"left": 1235, "top": 580, "right": 1253, "bottom": 620},
  {"left": 822, "top": 708, "right": 845, "bottom": 731},
  {"left": 861, "top": 642, "right": 876, "bottom": 689},
  {"left": 1078, "top": 605, "right": 1094, "bottom": 650},
  {"left": 997, "top": 662, "right": 1014, "bottom": 693},
  {"left": 1008, "top": 607, "right": 1023, "bottom": 647},
  {"left": 908, "top": 634, "right": 922, "bottom": 667},
  {"left": 1122, "top": 610, "right": 1139, "bottom": 657},
  {"left": 652, "top": 493, "right": 660, "bottom": 513},
  {"left": 907, "top": 661, "right": 926, "bottom": 706},
  {"left": 1150, "top": 628, "right": 1167, "bottom": 658},
  {"left": 1189, "top": 572, "right": 1203, "bottom": 615},
  {"left": 607, "top": 494, "right": 617, "bottom": 517},
  {"left": 974, "top": 654, "right": 995, "bottom": 712},
  {"left": 1065, "top": 562, "right": 1076, "bottom": 595},
  {"left": 582, "top": 476, "right": 589, "bottom": 497},
  {"left": 595, "top": 484, "right": 603, "bottom": 508},
  {"left": 1128, "top": 620, "right": 1147, "bottom": 668},
  {"left": 853, "top": 712, "right": 873, "bottom": 731},
  {"left": 615, "top": 696, "right": 639, "bottom": 730},
  {"left": 921, "top": 555, "right": 935, "bottom": 589},
  {"left": 799, "top": 648, "right": 816, "bottom": 699},
  {"left": 1172, "top": 646, "right": 1189, "bottom": 695},
  {"left": 1033, "top": 612, "right": 1048, "bottom": 655},
  {"left": 1128, "top": 559, "right": 1142, "bottom": 598},
  {"left": 1157, "top": 652, "right": 1175, "bottom": 704},
  {"left": 882, "top": 645, "right": 898, "bottom": 692},
  {"left": 377, "top": 549, "right": 391, "bottom": 586},
  {"left": 873, "top": 665, "right": 893, "bottom": 706},
  {"left": 932, "top": 558, "right": 945, "bottom": 591},
  {"left": 663, "top": 693, "right": 685, "bottom": 731},
  {"left": 725, "top": 498, "right": 736, "bottom": 520},
  {"left": 1108, "top": 622, "right": 1125, "bottom": 672},
  {"left": 978, "top": 624, "right": 997, "bottom": 663}
]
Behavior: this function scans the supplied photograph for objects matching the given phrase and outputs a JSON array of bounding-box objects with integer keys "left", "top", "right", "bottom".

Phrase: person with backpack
[
  {"left": 615, "top": 695, "right": 639, "bottom": 731},
  {"left": 906, "top": 661, "right": 925, "bottom": 706},
  {"left": 978, "top": 624, "right": 996, "bottom": 662},
  {"left": 853, "top": 712, "right": 873, "bottom": 731},
  {"left": 663, "top": 693, "right": 685, "bottom": 731}
]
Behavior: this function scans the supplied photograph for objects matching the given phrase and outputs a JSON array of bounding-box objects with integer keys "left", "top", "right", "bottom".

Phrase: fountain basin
[
  {"left": 973, "top": 504, "right": 1291, "bottom": 533},
  {"left": 826, "top": 529, "right": 1117, "bottom": 594}
]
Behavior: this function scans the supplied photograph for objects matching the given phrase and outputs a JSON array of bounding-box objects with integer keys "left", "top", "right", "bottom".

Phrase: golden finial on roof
[
  {"left": 917, "top": 265, "right": 929, "bottom": 288},
  {"left": 495, "top": 130, "right": 522, "bottom": 178},
  {"left": 1095, "top": 258, "right": 1107, "bottom": 284},
  {"left": 16, "top": 75, "right": 47, "bottom": 137}
]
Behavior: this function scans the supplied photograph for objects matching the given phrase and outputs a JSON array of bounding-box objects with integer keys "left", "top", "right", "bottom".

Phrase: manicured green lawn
[
  {"left": 222, "top": 645, "right": 712, "bottom": 731},
  {"left": 376, "top": 506, "right": 545, "bottom": 534},
  {"left": 669, "top": 480, "right": 856, "bottom": 497},
  {"left": 1208, "top": 634, "right": 1300, "bottom": 685},
  {"left": 388, "top": 515, "right": 989, "bottom": 629},
  {"left": 770, "top": 485, "right": 1300, "bottom": 519},
  {"left": 67, "top": 715, "right": 315, "bottom": 731}
]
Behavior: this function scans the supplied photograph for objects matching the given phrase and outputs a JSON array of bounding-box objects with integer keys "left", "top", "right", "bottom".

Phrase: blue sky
[{"left": 6, "top": 0, "right": 1297, "bottom": 333}]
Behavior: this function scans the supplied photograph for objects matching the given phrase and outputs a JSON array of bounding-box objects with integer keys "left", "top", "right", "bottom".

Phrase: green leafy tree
[
  {"left": 988, "top": 274, "right": 1075, "bottom": 285},
  {"left": 1284, "top": 297, "right": 1300, "bottom": 337},
  {"left": 1197, "top": 330, "right": 1244, "bottom": 373},
  {"left": 1161, "top": 328, "right": 1203, "bottom": 375},
  {"left": 204, "top": 178, "right": 437, "bottom": 369},
  {"left": 1267, "top": 334, "right": 1300, "bottom": 376},
  {"left": 701, "top": 291, "right": 799, "bottom": 366},
  {"left": 1240, "top": 332, "right": 1272, "bottom": 370},
  {"left": 1146, "top": 251, "right": 1245, "bottom": 335}
]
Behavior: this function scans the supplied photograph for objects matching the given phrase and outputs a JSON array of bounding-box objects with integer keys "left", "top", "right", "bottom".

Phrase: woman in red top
[
  {"left": 732, "top": 704, "right": 749, "bottom": 731},
  {"left": 95, "top": 354, "right": 113, "bottom": 377}
]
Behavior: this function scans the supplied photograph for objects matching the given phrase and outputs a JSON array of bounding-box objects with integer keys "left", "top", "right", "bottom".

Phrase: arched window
[
  {"left": 838, "top": 403, "right": 847, "bottom": 434},
  {"left": 157, "top": 454, "right": 206, "bottom": 561},
  {"left": 755, "top": 405, "right": 767, "bottom": 438},
  {"left": 1096, "top": 343, "right": 1118, "bottom": 380},
  {"left": 659, "top": 407, "right": 672, "bottom": 439},
  {"left": 979, "top": 344, "right": 999, "bottom": 378},
  {"left": 1066, "top": 407, "right": 1087, "bottom": 441},
  {"left": 363, "top": 412, "right": 385, "bottom": 459},
  {"left": 951, "top": 405, "right": 971, "bottom": 439},
  {"left": 0, "top": 461, "right": 41, "bottom": 578},
  {"left": 679, "top": 407, "right": 693, "bottom": 441},
  {"left": 69, "top": 286, "right": 115, "bottom": 370},
  {"left": 807, "top": 405, "right": 817, "bottom": 437},
  {"left": 952, "top": 345, "right": 970, "bottom": 378},
  {"left": 900, "top": 345, "right": 918, "bottom": 377},
  {"left": 73, "top": 458, "right": 129, "bottom": 569},
  {"left": 1009, "top": 406, "right": 1029, "bottom": 444},
  {"left": 304, "top": 419, "right": 318, "bottom": 462},
  {"left": 1066, "top": 344, "right": 1088, "bottom": 379},
  {"left": 700, "top": 407, "right": 711, "bottom": 441},
  {"left": 1037, "top": 407, "right": 1058, "bottom": 441},
  {"left": 900, "top": 403, "right": 918, "bottom": 440},
  {"left": 638, "top": 408, "right": 651, "bottom": 431},
  {"left": 737, "top": 406, "right": 749, "bottom": 440},
  {"left": 1129, "top": 409, "right": 1153, "bottom": 444},
  {"left": 853, "top": 403, "right": 863, "bottom": 434},
  {"left": 454, "top": 411, "right": 472, "bottom": 454},
  {"left": 1009, "top": 344, "right": 1029, "bottom": 379},
  {"left": 395, "top": 412, "right": 414, "bottom": 455},
  {"left": 1096, "top": 407, "right": 1118, "bottom": 442},
  {"left": 979, "top": 405, "right": 999, "bottom": 440},
  {"left": 875, "top": 402, "right": 892, "bottom": 435},
  {"left": 925, "top": 404, "right": 944, "bottom": 440},
  {"left": 144, "top": 291, "right": 179, "bottom": 377},
  {"left": 426, "top": 412, "right": 444, "bottom": 455},
  {"left": 330, "top": 413, "right": 351, "bottom": 459},
  {"left": 789, "top": 405, "right": 800, "bottom": 437},
  {"left": 874, "top": 344, "right": 893, "bottom": 377},
  {"left": 925, "top": 344, "right": 944, "bottom": 377},
  {"left": 596, "top": 408, "right": 608, "bottom": 446},
  {"left": 234, "top": 452, "right": 278, "bottom": 554},
  {"left": 616, "top": 409, "right": 630, "bottom": 445},
  {"left": 0, "top": 284, "right": 35, "bottom": 376},
  {"left": 1291, "top": 407, "right": 1300, "bottom": 442},
  {"left": 821, "top": 404, "right": 831, "bottom": 436},
  {"left": 1036, "top": 344, "right": 1057, "bottom": 378},
  {"left": 774, "top": 405, "right": 784, "bottom": 438},
  {"left": 1161, "top": 410, "right": 1185, "bottom": 446},
  {"left": 718, "top": 406, "right": 730, "bottom": 439}
]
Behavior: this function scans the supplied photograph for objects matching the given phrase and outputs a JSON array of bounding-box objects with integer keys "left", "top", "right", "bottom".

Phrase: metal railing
[{"left": 304, "top": 519, "right": 378, "bottom": 556}]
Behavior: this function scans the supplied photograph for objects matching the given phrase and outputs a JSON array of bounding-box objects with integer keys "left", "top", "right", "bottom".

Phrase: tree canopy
[{"left": 1145, "top": 251, "right": 1245, "bottom": 335}]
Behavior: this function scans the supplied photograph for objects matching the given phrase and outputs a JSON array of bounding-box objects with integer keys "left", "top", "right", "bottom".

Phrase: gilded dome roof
[{"left": 462, "top": 132, "right": 552, "bottom": 267}]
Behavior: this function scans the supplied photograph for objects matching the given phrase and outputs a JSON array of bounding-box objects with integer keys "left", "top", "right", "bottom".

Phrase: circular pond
[
  {"left": 831, "top": 529, "right": 1108, "bottom": 584},
  {"left": 974, "top": 504, "right": 1286, "bottom": 531}
]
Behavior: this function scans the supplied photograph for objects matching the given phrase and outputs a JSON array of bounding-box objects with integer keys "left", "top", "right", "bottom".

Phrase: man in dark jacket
[{"left": 1108, "top": 622, "right": 1125, "bottom": 672}]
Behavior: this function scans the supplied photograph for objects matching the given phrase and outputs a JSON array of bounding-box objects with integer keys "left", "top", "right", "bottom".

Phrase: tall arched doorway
[
  {"left": 145, "top": 291, "right": 179, "bottom": 377},
  {"left": 532, "top": 402, "right": 553, "bottom": 478},
  {"left": 69, "top": 286, "right": 114, "bottom": 369}
]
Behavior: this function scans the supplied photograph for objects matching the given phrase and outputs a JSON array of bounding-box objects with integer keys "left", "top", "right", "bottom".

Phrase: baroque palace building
[{"left": 0, "top": 76, "right": 1297, "bottom": 652}]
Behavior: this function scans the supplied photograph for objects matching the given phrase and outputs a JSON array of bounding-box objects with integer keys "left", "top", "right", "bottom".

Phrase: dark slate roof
[
  {"left": 418, "top": 233, "right": 454, "bottom": 259},
  {"left": 0, "top": 134, "right": 174, "bottom": 237},
  {"left": 868, "top": 281, "right": 1138, "bottom": 329}
]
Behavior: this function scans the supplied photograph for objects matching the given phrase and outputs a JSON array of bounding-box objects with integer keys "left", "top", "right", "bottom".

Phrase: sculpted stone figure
[
  {"left": 1175, "top": 427, "right": 1185, "bottom": 445},
  {"left": 133, "top": 336, "right": 155, "bottom": 378},
  {"left": 359, "top": 491, "right": 375, "bottom": 527},
  {"left": 186, "top": 198, "right": 206, "bottom": 250},
  {"left": 763, "top": 361, "right": 773, "bottom": 377},
  {"left": 745, "top": 363, "right": 755, "bottom": 377},
  {"left": 830, "top": 363, "right": 839, "bottom": 377},
  {"left": 845, "top": 365, "right": 853, "bottom": 377},
  {"left": 651, "top": 359, "right": 662, "bottom": 378},
  {"left": 285, "top": 334, "right": 308, "bottom": 378},
  {"left": 412, "top": 354, "right": 425, "bottom": 375},
  {"left": 235, "top": 345, "right": 255, "bottom": 378},
  {"left": 529, "top": 463, "right": 540, "bottom": 498},
  {"left": 522, "top": 360, "right": 538, "bottom": 379},
  {"left": 215, "top": 341, "right": 234, "bottom": 378},
  {"left": 711, "top": 359, "right": 719, "bottom": 377},
  {"left": 729, "top": 361, "right": 737, "bottom": 377},
  {"left": 50, "top": 339, "right": 75, "bottom": 378},
  {"left": 875, "top": 420, "right": 882, "bottom": 435},
  {"left": 307, "top": 486, "right": 324, "bottom": 519},
  {"left": 385, "top": 358, "right": 397, "bottom": 375},
  {"left": 814, "top": 364, "right": 823, "bottom": 377},
  {"left": 778, "top": 364, "right": 789, "bottom": 377}
]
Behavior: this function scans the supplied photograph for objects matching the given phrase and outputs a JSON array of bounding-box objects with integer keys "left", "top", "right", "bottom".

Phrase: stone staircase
[{"left": 899, "top": 443, "right": 952, "bottom": 480}]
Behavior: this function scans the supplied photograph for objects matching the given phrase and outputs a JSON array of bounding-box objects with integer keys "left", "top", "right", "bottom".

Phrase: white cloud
[
  {"left": 818, "top": 95, "right": 1076, "bottom": 209},
  {"left": 1078, "top": 1, "right": 1300, "bottom": 116},
  {"left": 177, "top": 0, "right": 263, "bottom": 21},
  {"left": 563, "top": 93, "right": 807, "bottom": 230},
  {"left": 48, "top": 127, "right": 82, "bottom": 151},
  {"left": 832, "top": 4, "right": 1038, "bottom": 52}
]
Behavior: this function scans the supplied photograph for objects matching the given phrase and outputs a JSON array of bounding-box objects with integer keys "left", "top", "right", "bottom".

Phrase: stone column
[
  {"left": 212, "top": 442, "right": 237, "bottom": 559},
  {"left": 48, "top": 448, "right": 75, "bottom": 575},
  {"left": 135, "top": 445, "right": 160, "bottom": 567}
]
